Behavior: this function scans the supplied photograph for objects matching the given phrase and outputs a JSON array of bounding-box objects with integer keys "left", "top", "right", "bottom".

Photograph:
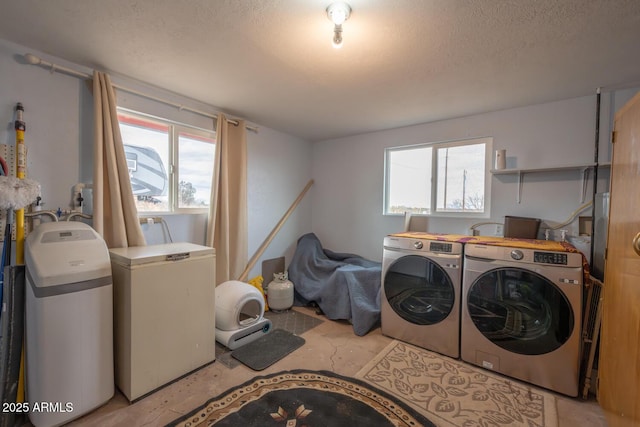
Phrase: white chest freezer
[
  {"left": 25, "top": 222, "right": 114, "bottom": 427},
  {"left": 109, "top": 242, "right": 215, "bottom": 401}
]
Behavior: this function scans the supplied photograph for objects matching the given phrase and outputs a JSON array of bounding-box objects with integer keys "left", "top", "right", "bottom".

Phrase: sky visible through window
[
  {"left": 437, "top": 144, "right": 485, "bottom": 212},
  {"left": 178, "top": 133, "right": 215, "bottom": 208},
  {"left": 386, "top": 139, "right": 487, "bottom": 215},
  {"left": 119, "top": 117, "right": 215, "bottom": 211},
  {"left": 388, "top": 147, "right": 432, "bottom": 213}
]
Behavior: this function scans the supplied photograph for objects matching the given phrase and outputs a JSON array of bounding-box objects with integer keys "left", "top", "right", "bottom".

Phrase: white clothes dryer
[
  {"left": 381, "top": 235, "right": 463, "bottom": 358},
  {"left": 461, "top": 243, "right": 584, "bottom": 396}
]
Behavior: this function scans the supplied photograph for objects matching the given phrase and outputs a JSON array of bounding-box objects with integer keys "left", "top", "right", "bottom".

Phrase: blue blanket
[{"left": 288, "top": 233, "right": 381, "bottom": 336}]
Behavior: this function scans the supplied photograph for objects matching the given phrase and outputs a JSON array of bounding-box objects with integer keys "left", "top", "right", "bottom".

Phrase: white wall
[
  {"left": 1, "top": 42, "right": 90, "bottom": 208},
  {"left": 247, "top": 125, "right": 313, "bottom": 275},
  {"left": 0, "top": 38, "right": 313, "bottom": 279},
  {"left": 312, "top": 89, "right": 638, "bottom": 262},
  {"left": 4, "top": 37, "right": 637, "bottom": 270}
]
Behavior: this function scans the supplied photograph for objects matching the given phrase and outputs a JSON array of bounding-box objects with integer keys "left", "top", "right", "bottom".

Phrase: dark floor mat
[
  {"left": 231, "top": 329, "right": 305, "bottom": 371},
  {"left": 216, "top": 308, "right": 323, "bottom": 369}
]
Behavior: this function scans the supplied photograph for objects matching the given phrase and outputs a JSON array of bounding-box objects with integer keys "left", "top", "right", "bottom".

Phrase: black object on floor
[
  {"left": 231, "top": 329, "right": 305, "bottom": 371},
  {"left": 166, "top": 370, "right": 437, "bottom": 427}
]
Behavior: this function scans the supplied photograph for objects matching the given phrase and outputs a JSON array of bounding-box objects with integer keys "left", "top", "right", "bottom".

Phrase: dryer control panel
[
  {"left": 383, "top": 236, "right": 463, "bottom": 255},
  {"left": 534, "top": 251, "right": 568, "bottom": 265},
  {"left": 465, "top": 243, "right": 582, "bottom": 267},
  {"left": 430, "top": 242, "right": 453, "bottom": 253}
]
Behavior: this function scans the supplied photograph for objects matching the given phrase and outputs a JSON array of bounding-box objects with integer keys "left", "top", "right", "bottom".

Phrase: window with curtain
[
  {"left": 117, "top": 109, "right": 216, "bottom": 213},
  {"left": 384, "top": 137, "right": 492, "bottom": 217}
]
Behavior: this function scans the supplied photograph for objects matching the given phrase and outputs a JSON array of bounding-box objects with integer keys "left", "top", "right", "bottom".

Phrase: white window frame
[
  {"left": 117, "top": 108, "right": 216, "bottom": 214},
  {"left": 384, "top": 137, "right": 492, "bottom": 218}
]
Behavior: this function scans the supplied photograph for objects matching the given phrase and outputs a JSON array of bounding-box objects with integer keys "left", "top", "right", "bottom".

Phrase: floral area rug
[
  {"left": 356, "top": 340, "right": 558, "bottom": 427},
  {"left": 166, "top": 370, "right": 437, "bottom": 426}
]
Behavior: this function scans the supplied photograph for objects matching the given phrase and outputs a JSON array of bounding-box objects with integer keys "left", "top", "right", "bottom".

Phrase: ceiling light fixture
[{"left": 326, "top": 2, "right": 351, "bottom": 48}]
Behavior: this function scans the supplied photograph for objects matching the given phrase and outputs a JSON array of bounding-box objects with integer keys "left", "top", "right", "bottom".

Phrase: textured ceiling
[{"left": 1, "top": 0, "right": 640, "bottom": 141}]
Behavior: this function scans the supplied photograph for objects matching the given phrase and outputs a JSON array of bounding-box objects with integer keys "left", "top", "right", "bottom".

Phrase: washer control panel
[
  {"left": 430, "top": 242, "right": 453, "bottom": 253},
  {"left": 463, "top": 243, "right": 582, "bottom": 268},
  {"left": 383, "top": 236, "right": 463, "bottom": 256},
  {"left": 534, "top": 251, "right": 568, "bottom": 265}
]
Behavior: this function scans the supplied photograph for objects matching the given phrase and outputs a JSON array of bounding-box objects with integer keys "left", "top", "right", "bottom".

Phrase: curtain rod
[{"left": 22, "top": 53, "right": 258, "bottom": 133}]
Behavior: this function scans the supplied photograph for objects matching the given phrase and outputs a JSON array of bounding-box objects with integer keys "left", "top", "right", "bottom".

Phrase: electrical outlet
[{"left": 496, "top": 224, "right": 503, "bottom": 236}]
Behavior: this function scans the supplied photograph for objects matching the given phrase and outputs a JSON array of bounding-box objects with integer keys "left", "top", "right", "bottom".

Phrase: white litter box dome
[{"left": 215, "top": 280, "right": 265, "bottom": 331}]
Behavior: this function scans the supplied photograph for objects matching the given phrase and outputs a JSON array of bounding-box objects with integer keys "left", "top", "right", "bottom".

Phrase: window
[
  {"left": 384, "top": 137, "right": 492, "bottom": 217},
  {"left": 118, "top": 109, "right": 216, "bottom": 213}
]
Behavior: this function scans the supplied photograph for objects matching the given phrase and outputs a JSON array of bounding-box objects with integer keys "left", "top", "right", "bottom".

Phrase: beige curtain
[
  {"left": 93, "top": 71, "right": 146, "bottom": 248},
  {"left": 206, "top": 113, "right": 248, "bottom": 284}
]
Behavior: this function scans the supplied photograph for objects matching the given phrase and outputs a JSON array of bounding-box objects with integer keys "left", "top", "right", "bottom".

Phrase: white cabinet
[{"left": 110, "top": 243, "right": 215, "bottom": 401}]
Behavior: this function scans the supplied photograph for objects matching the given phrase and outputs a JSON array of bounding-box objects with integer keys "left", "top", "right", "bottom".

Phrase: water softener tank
[{"left": 25, "top": 222, "right": 114, "bottom": 427}]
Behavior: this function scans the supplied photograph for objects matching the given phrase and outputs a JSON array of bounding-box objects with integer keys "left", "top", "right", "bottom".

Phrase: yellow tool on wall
[
  {"left": 14, "top": 103, "right": 26, "bottom": 264},
  {"left": 14, "top": 102, "right": 26, "bottom": 404}
]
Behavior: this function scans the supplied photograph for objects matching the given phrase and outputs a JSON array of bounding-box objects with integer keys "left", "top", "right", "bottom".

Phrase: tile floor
[{"left": 27, "top": 307, "right": 607, "bottom": 426}]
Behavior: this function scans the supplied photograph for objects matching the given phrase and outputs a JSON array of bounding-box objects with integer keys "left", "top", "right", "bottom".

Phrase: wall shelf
[
  {"left": 491, "top": 162, "right": 611, "bottom": 203},
  {"left": 490, "top": 162, "right": 610, "bottom": 175}
]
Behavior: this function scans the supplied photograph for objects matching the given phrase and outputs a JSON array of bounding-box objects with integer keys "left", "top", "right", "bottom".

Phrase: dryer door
[
  {"left": 384, "top": 254, "right": 455, "bottom": 325},
  {"left": 466, "top": 267, "right": 574, "bottom": 355}
]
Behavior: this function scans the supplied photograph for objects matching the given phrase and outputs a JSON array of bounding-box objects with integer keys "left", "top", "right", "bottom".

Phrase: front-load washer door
[
  {"left": 466, "top": 267, "right": 574, "bottom": 355},
  {"left": 384, "top": 255, "right": 455, "bottom": 325}
]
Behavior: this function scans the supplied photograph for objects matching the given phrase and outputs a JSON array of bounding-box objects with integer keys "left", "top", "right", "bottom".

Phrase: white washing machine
[
  {"left": 381, "top": 235, "right": 463, "bottom": 358},
  {"left": 461, "top": 243, "right": 583, "bottom": 396}
]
